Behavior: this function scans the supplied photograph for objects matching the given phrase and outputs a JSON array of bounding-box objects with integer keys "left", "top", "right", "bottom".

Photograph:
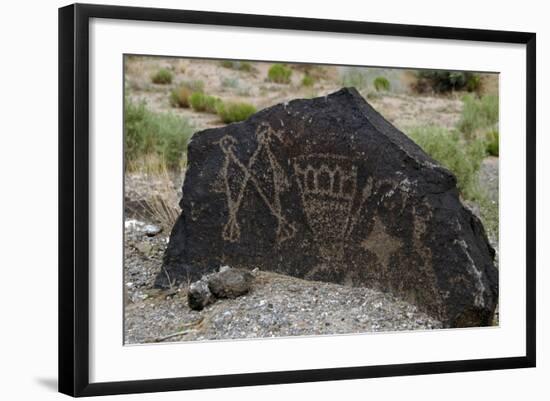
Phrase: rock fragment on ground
[
  {"left": 207, "top": 268, "right": 254, "bottom": 299},
  {"left": 144, "top": 224, "right": 162, "bottom": 237},
  {"left": 187, "top": 279, "right": 215, "bottom": 311}
]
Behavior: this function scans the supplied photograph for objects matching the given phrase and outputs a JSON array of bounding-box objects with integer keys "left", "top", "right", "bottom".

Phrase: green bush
[
  {"left": 373, "top": 76, "right": 391, "bottom": 92},
  {"left": 124, "top": 99, "right": 194, "bottom": 169},
  {"left": 151, "top": 68, "right": 173, "bottom": 84},
  {"left": 457, "top": 94, "right": 499, "bottom": 138},
  {"left": 301, "top": 74, "right": 315, "bottom": 87},
  {"left": 268, "top": 64, "right": 292, "bottom": 84},
  {"left": 485, "top": 130, "right": 499, "bottom": 156},
  {"left": 170, "top": 80, "right": 205, "bottom": 108},
  {"left": 216, "top": 101, "right": 257, "bottom": 123},
  {"left": 189, "top": 92, "right": 221, "bottom": 114},
  {"left": 414, "top": 71, "right": 481, "bottom": 93},
  {"left": 408, "top": 126, "right": 486, "bottom": 200}
]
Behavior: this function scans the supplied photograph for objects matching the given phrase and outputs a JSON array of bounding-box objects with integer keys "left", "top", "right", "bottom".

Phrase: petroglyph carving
[
  {"left": 360, "top": 217, "right": 402, "bottom": 268},
  {"left": 293, "top": 154, "right": 372, "bottom": 260},
  {"left": 219, "top": 122, "right": 296, "bottom": 244}
]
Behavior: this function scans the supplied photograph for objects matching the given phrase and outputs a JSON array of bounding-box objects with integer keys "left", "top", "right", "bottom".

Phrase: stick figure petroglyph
[{"left": 219, "top": 122, "right": 296, "bottom": 244}]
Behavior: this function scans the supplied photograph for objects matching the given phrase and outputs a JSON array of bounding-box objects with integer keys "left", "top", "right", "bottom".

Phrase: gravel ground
[{"left": 124, "top": 222, "right": 443, "bottom": 344}]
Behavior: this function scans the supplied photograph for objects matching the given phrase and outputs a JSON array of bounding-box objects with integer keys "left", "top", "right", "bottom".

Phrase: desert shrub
[
  {"left": 170, "top": 80, "right": 205, "bottom": 108},
  {"left": 189, "top": 92, "right": 221, "bottom": 113},
  {"left": 301, "top": 74, "right": 315, "bottom": 87},
  {"left": 268, "top": 64, "right": 292, "bottom": 84},
  {"left": 238, "top": 61, "right": 253, "bottom": 72},
  {"left": 408, "top": 126, "right": 486, "bottom": 200},
  {"left": 170, "top": 86, "right": 192, "bottom": 108},
  {"left": 414, "top": 71, "right": 481, "bottom": 93},
  {"left": 373, "top": 76, "right": 391, "bottom": 92},
  {"left": 216, "top": 101, "right": 257, "bottom": 123},
  {"left": 151, "top": 68, "right": 173, "bottom": 84},
  {"left": 124, "top": 99, "right": 194, "bottom": 170},
  {"left": 204, "top": 95, "right": 222, "bottom": 113},
  {"left": 457, "top": 94, "right": 499, "bottom": 138},
  {"left": 485, "top": 130, "right": 499, "bottom": 156}
]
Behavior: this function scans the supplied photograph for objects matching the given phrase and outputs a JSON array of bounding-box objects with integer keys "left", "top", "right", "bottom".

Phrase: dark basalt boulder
[{"left": 156, "top": 87, "right": 498, "bottom": 328}]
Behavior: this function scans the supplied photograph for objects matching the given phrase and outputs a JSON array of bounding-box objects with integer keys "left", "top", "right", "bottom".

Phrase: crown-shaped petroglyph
[{"left": 293, "top": 154, "right": 358, "bottom": 202}]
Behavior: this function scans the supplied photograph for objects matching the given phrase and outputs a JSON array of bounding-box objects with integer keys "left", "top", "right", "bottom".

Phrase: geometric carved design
[
  {"left": 219, "top": 122, "right": 296, "bottom": 244},
  {"left": 293, "top": 154, "right": 372, "bottom": 260}
]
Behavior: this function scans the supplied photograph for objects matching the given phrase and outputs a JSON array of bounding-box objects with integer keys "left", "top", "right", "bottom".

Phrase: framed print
[{"left": 58, "top": 3, "right": 536, "bottom": 397}]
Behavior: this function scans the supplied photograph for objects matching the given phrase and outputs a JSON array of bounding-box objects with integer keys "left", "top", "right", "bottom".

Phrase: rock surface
[{"left": 157, "top": 88, "right": 498, "bottom": 328}]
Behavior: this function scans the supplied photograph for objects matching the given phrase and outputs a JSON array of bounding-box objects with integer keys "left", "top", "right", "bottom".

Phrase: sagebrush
[
  {"left": 216, "top": 101, "right": 256, "bottom": 123},
  {"left": 170, "top": 80, "right": 205, "bottom": 108},
  {"left": 408, "top": 126, "right": 486, "bottom": 201},
  {"left": 125, "top": 99, "right": 194, "bottom": 170},
  {"left": 268, "top": 64, "right": 292, "bottom": 84},
  {"left": 373, "top": 76, "right": 391, "bottom": 92},
  {"left": 151, "top": 68, "right": 173, "bottom": 84},
  {"left": 457, "top": 94, "right": 499, "bottom": 138},
  {"left": 189, "top": 92, "right": 221, "bottom": 114}
]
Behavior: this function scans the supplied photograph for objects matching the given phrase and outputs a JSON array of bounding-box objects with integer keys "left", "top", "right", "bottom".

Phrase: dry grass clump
[
  {"left": 170, "top": 80, "right": 205, "bottom": 108},
  {"left": 127, "top": 154, "right": 182, "bottom": 232}
]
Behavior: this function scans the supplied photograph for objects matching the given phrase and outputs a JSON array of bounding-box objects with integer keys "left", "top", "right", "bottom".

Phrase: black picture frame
[{"left": 58, "top": 3, "right": 536, "bottom": 397}]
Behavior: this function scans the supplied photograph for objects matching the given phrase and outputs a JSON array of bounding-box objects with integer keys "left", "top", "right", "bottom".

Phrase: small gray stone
[
  {"left": 144, "top": 224, "right": 162, "bottom": 237},
  {"left": 208, "top": 268, "right": 253, "bottom": 299},
  {"left": 187, "top": 280, "right": 215, "bottom": 311}
]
